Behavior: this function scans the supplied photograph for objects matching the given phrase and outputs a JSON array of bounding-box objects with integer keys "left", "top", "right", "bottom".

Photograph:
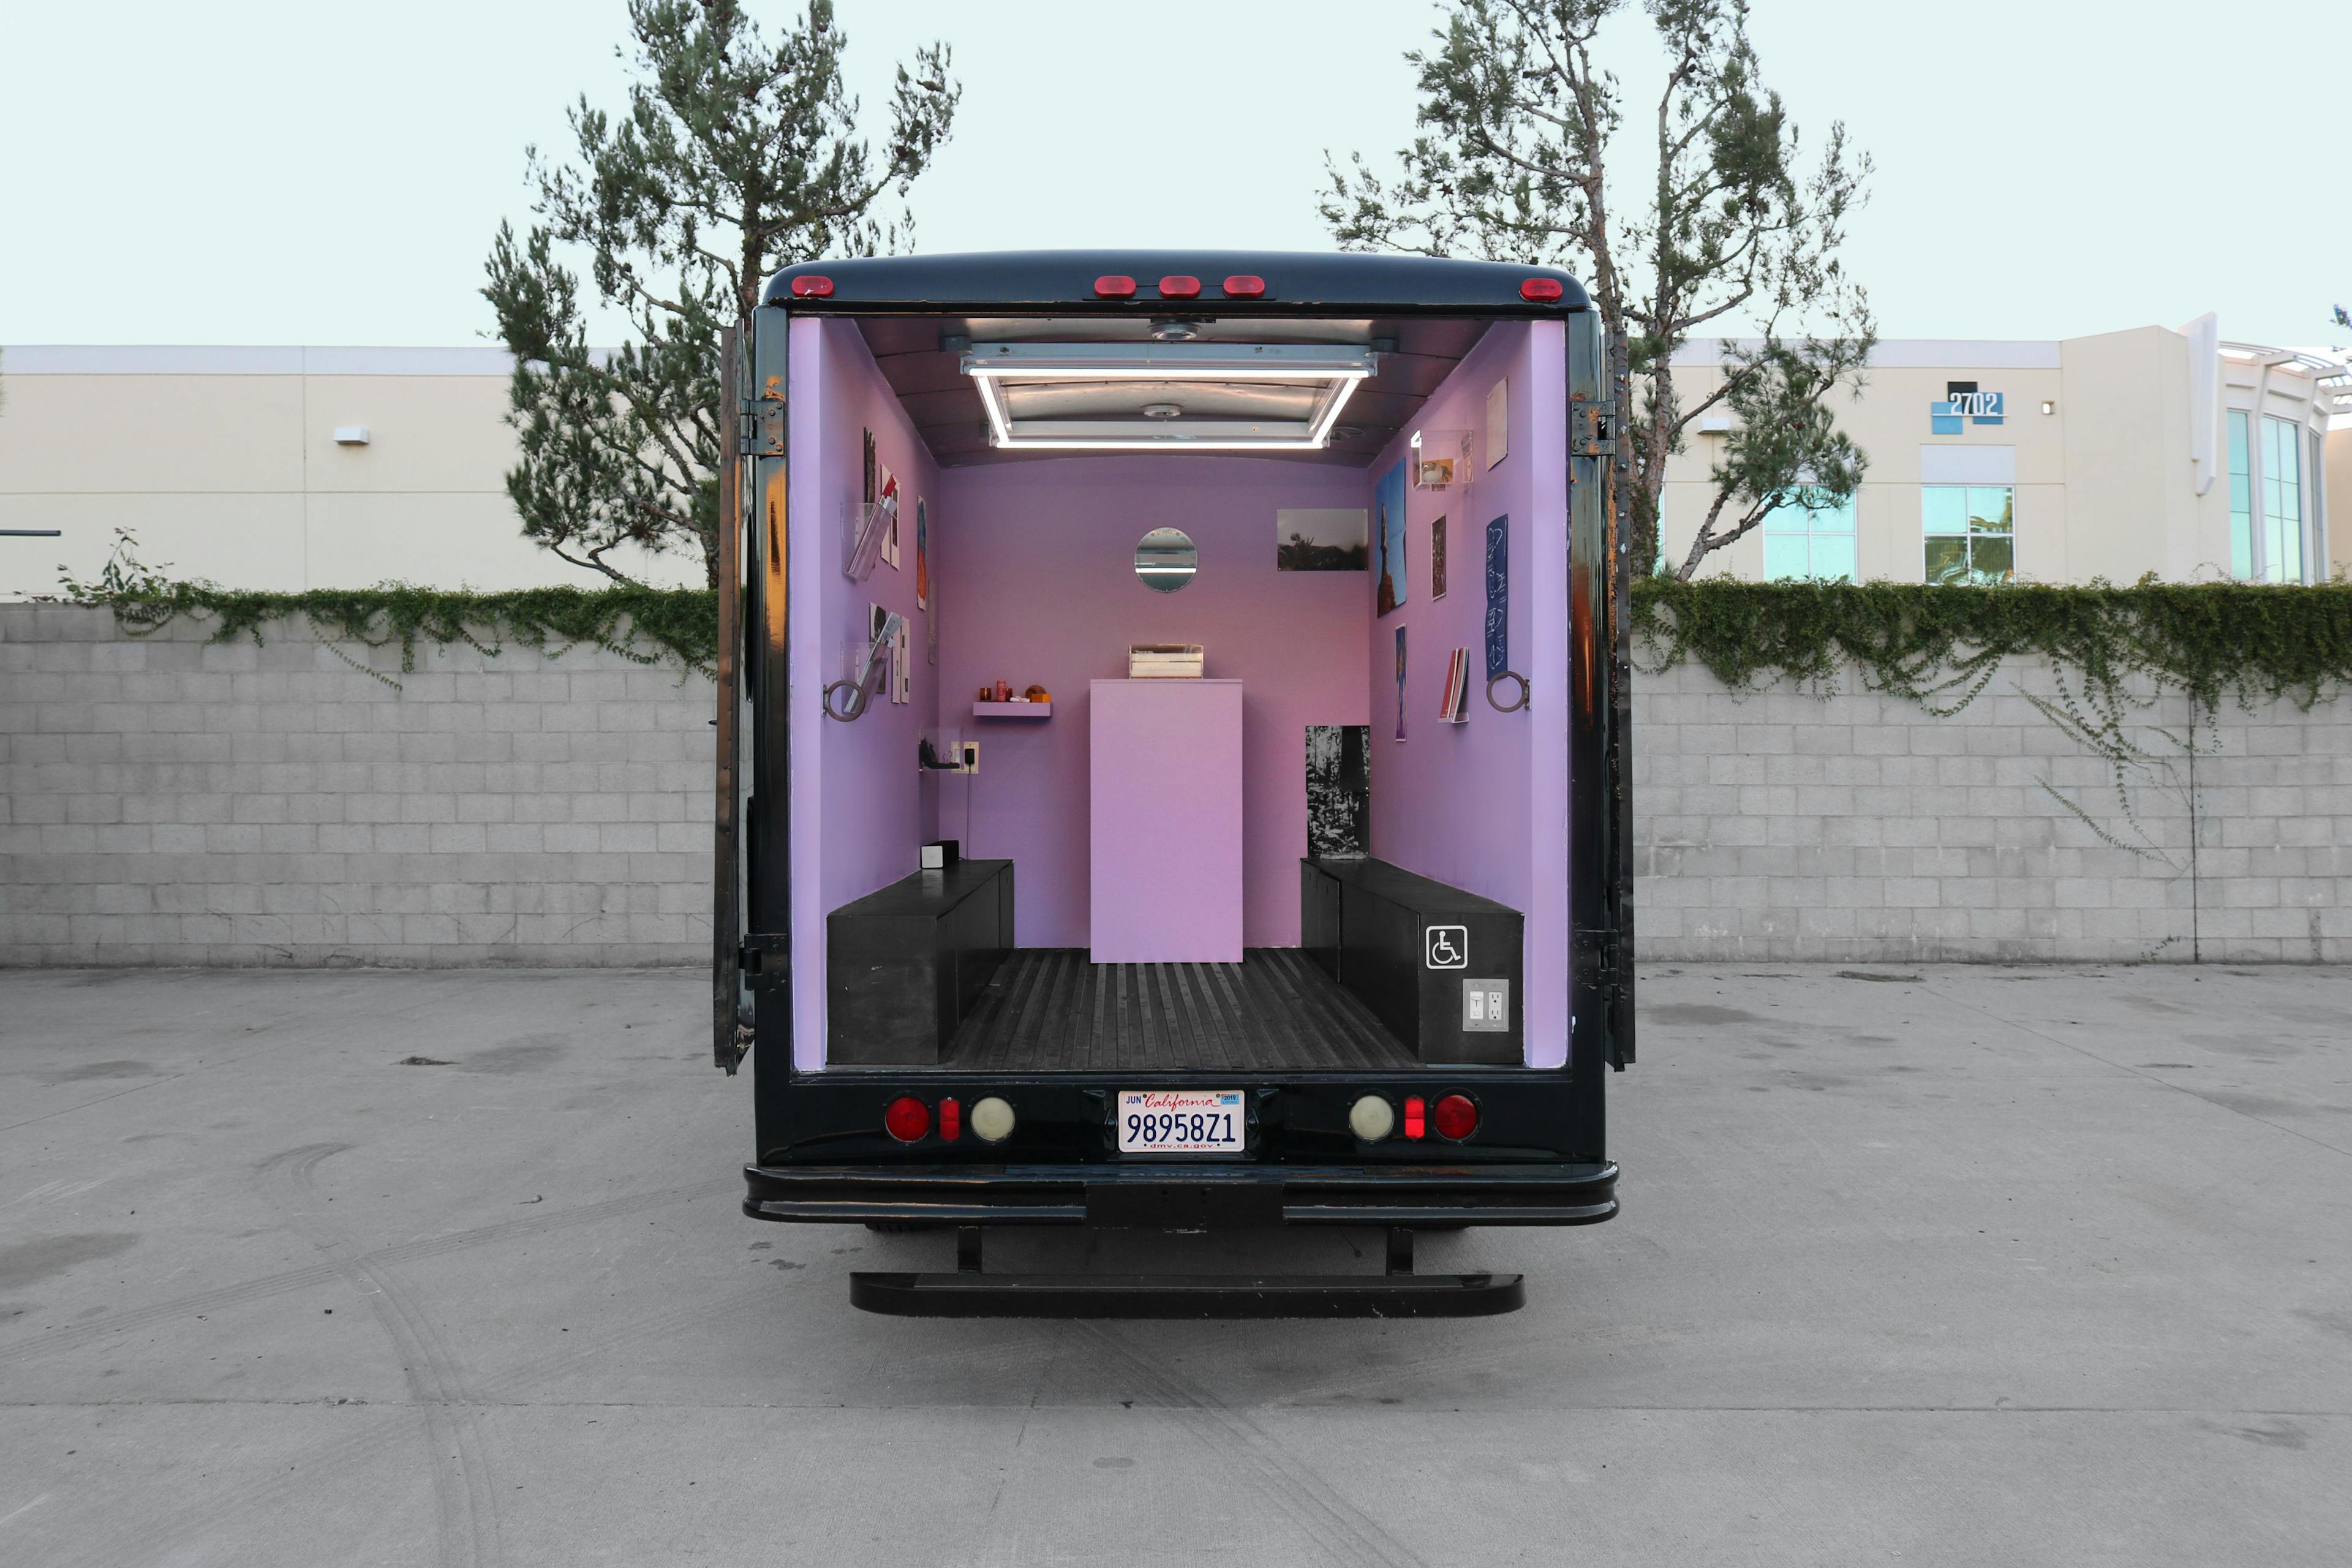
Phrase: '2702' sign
[{"left": 1931, "top": 388, "right": 2003, "bottom": 433}]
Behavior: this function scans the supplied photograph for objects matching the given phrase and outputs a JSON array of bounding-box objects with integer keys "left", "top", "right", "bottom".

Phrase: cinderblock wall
[
  {"left": 1634, "top": 658, "right": 2351, "bottom": 963},
  {"left": 5, "top": 608, "right": 2347, "bottom": 966},
  {"left": 1, "top": 606, "right": 710, "bottom": 965}
]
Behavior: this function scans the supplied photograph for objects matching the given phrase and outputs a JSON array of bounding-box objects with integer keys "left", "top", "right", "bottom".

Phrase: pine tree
[
  {"left": 483, "top": 1, "right": 959, "bottom": 584},
  {"left": 1324, "top": 0, "right": 1872, "bottom": 579}
]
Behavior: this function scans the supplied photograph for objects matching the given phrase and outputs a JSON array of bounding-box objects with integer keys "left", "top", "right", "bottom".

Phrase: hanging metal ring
[
  {"left": 823, "top": 679, "right": 871, "bottom": 722},
  {"left": 1486, "top": 671, "right": 1529, "bottom": 713}
]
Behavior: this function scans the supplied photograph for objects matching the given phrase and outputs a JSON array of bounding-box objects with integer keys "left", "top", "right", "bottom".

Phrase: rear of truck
[{"left": 709, "top": 252, "right": 1635, "bottom": 1315}]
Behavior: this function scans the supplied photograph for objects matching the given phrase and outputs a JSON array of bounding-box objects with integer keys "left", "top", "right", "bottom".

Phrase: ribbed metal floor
[{"left": 940, "top": 948, "right": 1417, "bottom": 1072}]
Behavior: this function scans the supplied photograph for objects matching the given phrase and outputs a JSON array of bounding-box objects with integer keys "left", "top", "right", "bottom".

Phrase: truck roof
[{"left": 762, "top": 250, "right": 1589, "bottom": 315}]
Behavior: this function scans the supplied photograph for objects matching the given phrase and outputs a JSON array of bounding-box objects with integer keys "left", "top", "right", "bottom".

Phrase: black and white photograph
[{"left": 1305, "top": 723, "right": 1371, "bottom": 856}]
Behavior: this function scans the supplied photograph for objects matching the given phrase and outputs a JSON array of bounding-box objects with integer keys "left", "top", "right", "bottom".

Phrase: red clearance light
[
  {"left": 1403, "top": 1095, "right": 1427, "bottom": 1140},
  {"left": 883, "top": 1096, "right": 930, "bottom": 1142},
  {"left": 1433, "top": 1093, "right": 1480, "bottom": 1140},
  {"left": 939, "top": 1096, "right": 961, "bottom": 1142},
  {"left": 1158, "top": 275, "right": 1201, "bottom": 300},
  {"left": 1095, "top": 274, "right": 1137, "bottom": 298},
  {"left": 1520, "top": 277, "right": 1564, "bottom": 303},
  {"left": 1221, "top": 274, "right": 1265, "bottom": 298},
  {"left": 791, "top": 275, "right": 835, "bottom": 298}
]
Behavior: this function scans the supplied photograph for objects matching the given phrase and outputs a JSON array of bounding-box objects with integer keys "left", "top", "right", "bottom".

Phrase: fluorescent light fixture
[{"left": 960, "top": 342, "right": 1374, "bottom": 451}]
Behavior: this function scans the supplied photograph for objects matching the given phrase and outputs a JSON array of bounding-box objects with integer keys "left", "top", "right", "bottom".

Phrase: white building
[
  {"left": 1659, "top": 319, "right": 2351, "bottom": 585},
  {"left": 0, "top": 346, "right": 696, "bottom": 597},
  {"left": 4, "top": 322, "right": 2345, "bottom": 597}
]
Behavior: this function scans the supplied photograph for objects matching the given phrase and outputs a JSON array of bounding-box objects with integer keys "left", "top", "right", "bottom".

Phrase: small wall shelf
[{"left": 973, "top": 701, "right": 1050, "bottom": 719}]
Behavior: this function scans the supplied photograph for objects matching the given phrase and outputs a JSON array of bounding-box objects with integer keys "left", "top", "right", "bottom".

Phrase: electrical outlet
[{"left": 959, "top": 741, "right": 979, "bottom": 774}]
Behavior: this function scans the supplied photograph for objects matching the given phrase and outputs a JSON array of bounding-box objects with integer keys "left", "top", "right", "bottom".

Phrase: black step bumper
[{"left": 743, "top": 1159, "right": 1618, "bottom": 1227}]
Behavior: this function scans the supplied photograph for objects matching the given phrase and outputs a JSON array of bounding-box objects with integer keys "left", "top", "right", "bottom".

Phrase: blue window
[
  {"left": 1922, "top": 486, "right": 2014, "bottom": 585},
  {"left": 2228, "top": 411, "right": 2253, "bottom": 579},
  {"left": 2261, "top": 415, "right": 2303, "bottom": 583},
  {"left": 1764, "top": 491, "right": 1858, "bottom": 581}
]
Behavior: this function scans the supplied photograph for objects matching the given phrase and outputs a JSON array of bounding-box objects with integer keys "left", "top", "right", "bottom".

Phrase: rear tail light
[
  {"left": 938, "top": 1096, "right": 960, "bottom": 1141},
  {"left": 883, "top": 1096, "right": 930, "bottom": 1142},
  {"left": 1403, "top": 1096, "right": 1426, "bottom": 1139},
  {"left": 1095, "top": 274, "right": 1137, "bottom": 298},
  {"left": 1520, "top": 277, "right": 1564, "bottom": 303},
  {"left": 1158, "top": 275, "right": 1201, "bottom": 299},
  {"left": 790, "top": 274, "right": 834, "bottom": 298},
  {"left": 1221, "top": 274, "right": 1265, "bottom": 298},
  {"left": 970, "top": 1096, "right": 1016, "bottom": 1142},
  {"left": 1433, "top": 1093, "right": 1480, "bottom": 1140},
  {"left": 1349, "top": 1095, "right": 1396, "bottom": 1142}
]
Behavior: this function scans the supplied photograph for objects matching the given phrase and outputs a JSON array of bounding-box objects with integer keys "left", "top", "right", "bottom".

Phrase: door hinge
[
  {"left": 739, "top": 933, "right": 790, "bottom": 989},
  {"left": 1574, "top": 401, "right": 1615, "bottom": 457},
  {"left": 739, "top": 401, "right": 786, "bottom": 458}
]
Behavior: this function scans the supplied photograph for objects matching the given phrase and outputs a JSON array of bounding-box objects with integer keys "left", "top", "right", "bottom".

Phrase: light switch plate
[{"left": 1463, "top": 978, "right": 1509, "bottom": 1031}]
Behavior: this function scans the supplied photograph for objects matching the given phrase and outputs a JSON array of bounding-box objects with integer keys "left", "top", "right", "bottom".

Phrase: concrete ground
[{"left": 2, "top": 964, "right": 2347, "bottom": 1567}]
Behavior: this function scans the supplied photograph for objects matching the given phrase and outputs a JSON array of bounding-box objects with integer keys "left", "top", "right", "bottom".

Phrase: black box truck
[{"left": 710, "top": 251, "right": 1634, "bottom": 1316}]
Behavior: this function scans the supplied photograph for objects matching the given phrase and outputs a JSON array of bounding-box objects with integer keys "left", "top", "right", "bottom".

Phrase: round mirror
[{"left": 1134, "top": 527, "right": 1197, "bottom": 593}]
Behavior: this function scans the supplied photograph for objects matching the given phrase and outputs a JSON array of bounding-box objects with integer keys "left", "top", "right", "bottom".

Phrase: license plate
[{"left": 1116, "top": 1089, "right": 1246, "bottom": 1153}]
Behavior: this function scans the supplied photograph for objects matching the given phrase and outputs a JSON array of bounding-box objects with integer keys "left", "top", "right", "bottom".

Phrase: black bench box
[
  {"left": 827, "top": 859, "right": 1013, "bottom": 1065},
  {"left": 1301, "top": 858, "right": 1521, "bottom": 1065}
]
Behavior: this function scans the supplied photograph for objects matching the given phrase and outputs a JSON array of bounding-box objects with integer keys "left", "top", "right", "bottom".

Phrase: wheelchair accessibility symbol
[{"left": 1425, "top": 925, "right": 1469, "bottom": 970}]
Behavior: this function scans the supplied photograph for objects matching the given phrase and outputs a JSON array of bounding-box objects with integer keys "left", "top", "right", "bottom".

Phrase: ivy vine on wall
[
  {"left": 1633, "top": 577, "right": 2352, "bottom": 717},
  {"left": 55, "top": 531, "right": 717, "bottom": 683}
]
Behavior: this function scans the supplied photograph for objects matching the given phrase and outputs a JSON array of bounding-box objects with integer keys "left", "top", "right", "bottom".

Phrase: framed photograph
[
  {"left": 1374, "top": 459, "right": 1408, "bottom": 616},
  {"left": 1305, "top": 725, "right": 1370, "bottom": 858},
  {"left": 1485, "top": 379, "right": 1509, "bottom": 469},
  {"left": 877, "top": 463, "right": 900, "bottom": 569},
  {"left": 1276, "top": 508, "right": 1368, "bottom": 571},
  {"left": 915, "top": 497, "right": 929, "bottom": 609},
  {"left": 1393, "top": 625, "right": 1407, "bottom": 742},
  {"left": 1430, "top": 514, "right": 1448, "bottom": 600}
]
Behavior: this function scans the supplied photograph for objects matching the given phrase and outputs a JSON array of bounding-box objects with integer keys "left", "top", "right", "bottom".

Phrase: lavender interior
[{"left": 789, "top": 315, "right": 1568, "bottom": 1069}]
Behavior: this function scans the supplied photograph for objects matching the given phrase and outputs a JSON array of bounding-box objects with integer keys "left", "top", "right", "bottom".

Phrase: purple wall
[
  {"left": 1363, "top": 320, "right": 1571, "bottom": 1067},
  {"left": 933, "top": 456, "right": 1372, "bottom": 950},
  {"left": 788, "top": 317, "right": 942, "bottom": 1068},
  {"left": 789, "top": 316, "right": 1568, "bottom": 1069}
]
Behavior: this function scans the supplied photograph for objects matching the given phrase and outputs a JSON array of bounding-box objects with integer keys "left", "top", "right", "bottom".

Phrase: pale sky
[{"left": 2, "top": 0, "right": 2344, "bottom": 352}]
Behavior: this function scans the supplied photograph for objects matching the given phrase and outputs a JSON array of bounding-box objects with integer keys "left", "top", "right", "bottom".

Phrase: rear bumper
[{"left": 743, "top": 1159, "right": 1618, "bottom": 1227}]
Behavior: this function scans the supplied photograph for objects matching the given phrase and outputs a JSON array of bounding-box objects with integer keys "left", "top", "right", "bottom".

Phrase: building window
[
  {"left": 1765, "top": 490, "right": 1857, "bottom": 581},
  {"left": 2261, "top": 415, "right": 2303, "bottom": 583},
  {"left": 2228, "top": 410, "right": 2254, "bottom": 579},
  {"left": 1922, "top": 485, "right": 2013, "bottom": 584}
]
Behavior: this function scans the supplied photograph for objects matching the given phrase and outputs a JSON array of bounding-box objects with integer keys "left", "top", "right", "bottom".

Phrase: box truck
[{"left": 712, "top": 251, "right": 1634, "bottom": 1316}]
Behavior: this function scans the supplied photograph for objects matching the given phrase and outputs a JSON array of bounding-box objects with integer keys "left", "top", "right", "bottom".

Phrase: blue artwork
[
  {"left": 1484, "top": 515, "right": 1509, "bottom": 680},
  {"left": 1374, "top": 459, "right": 1408, "bottom": 616},
  {"left": 1394, "top": 625, "right": 1408, "bottom": 742}
]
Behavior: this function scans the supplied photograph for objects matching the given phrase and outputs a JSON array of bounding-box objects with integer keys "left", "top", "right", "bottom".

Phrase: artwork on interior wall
[
  {"left": 878, "top": 463, "right": 901, "bottom": 569},
  {"left": 869, "top": 603, "right": 908, "bottom": 705},
  {"left": 1374, "top": 459, "right": 1408, "bottom": 615},
  {"left": 1440, "top": 648, "right": 1471, "bottom": 723},
  {"left": 1485, "top": 516, "right": 1509, "bottom": 680},
  {"left": 1276, "top": 508, "right": 1368, "bottom": 571},
  {"left": 1393, "top": 625, "right": 1408, "bottom": 742},
  {"left": 921, "top": 502, "right": 937, "bottom": 665},
  {"left": 1305, "top": 725, "right": 1370, "bottom": 858},
  {"left": 1430, "top": 514, "right": 1449, "bottom": 600},
  {"left": 862, "top": 429, "right": 876, "bottom": 504},
  {"left": 915, "top": 498, "right": 930, "bottom": 609},
  {"left": 1485, "top": 379, "right": 1509, "bottom": 469}
]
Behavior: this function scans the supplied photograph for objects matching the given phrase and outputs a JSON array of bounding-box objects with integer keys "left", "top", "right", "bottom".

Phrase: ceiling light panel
[{"left": 960, "top": 342, "right": 1375, "bottom": 451}]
